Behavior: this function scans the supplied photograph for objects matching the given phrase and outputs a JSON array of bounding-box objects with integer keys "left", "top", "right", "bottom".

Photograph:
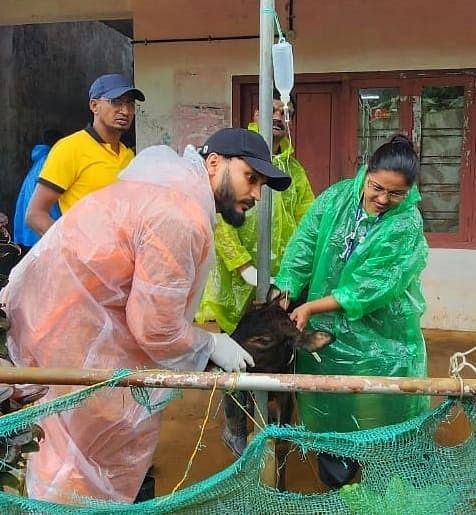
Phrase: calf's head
[{"left": 231, "top": 291, "right": 334, "bottom": 373}]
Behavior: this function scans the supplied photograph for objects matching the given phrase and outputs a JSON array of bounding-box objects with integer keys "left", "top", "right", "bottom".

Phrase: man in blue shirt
[{"left": 13, "top": 129, "right": 63, "bottom": 249}]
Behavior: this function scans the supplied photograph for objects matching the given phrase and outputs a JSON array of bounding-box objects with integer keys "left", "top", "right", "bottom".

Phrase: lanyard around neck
[{"left": 340, "top": 199, "right": 382, "bottom": 261}]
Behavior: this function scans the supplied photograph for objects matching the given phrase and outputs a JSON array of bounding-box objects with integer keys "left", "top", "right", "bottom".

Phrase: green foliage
[{"left": 340, "top": 475, "right": 458, "bottom": 514}]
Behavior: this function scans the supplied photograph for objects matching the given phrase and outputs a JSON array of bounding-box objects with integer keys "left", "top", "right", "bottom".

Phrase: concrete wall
[
  {"left": 132, "top": 0, "right": 476, "bottom": 331},
  {"left": 132, "top": 0, "right": 476, "bottom": 148},
  {"left": 422, "top": 250, "right": 476, "bottom": 331},
  {"left": 0, "top": 21, "right": 133, "bottom": 221},
  {"left": 0, "top": 0, "right": 131, "bottom": 25}
]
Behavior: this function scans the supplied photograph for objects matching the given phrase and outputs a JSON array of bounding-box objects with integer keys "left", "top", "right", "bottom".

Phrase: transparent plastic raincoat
[
  {"left": 1, "top": 145, "right": 216, "bottom": 503},
  {"left": 275, "top": 165, "right": 430, "bottom": 433},
  {"left": 196, "top": 123, "right": 314, "bottom": 333},
  {"left": 13, "top": 144, "right": 61, "bottom": 246}
]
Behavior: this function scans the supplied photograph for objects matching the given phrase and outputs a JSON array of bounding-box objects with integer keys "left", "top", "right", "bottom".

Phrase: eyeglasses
[
  {"left": 98, "top": 98, "right": 138, "bottom": 110},
  {"left": 366, "top": 177, "right": 408, "bottom": 201}
]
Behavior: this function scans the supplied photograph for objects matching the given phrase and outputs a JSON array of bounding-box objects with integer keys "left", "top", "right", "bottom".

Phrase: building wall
[
  {"left": 422, "top": 250, "right": 476, "bottom": 331},
  {"left": 132, "top": 0, "right": 476, "bottom": 331},
  {"left": 0, "top": 22, "right": 133, "bottom": 222},
  {"left": 0, "top": 0, "right": 131, "bottom": 25}
]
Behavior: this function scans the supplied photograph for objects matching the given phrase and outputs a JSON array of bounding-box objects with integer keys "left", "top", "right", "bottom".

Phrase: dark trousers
[{"left": 134, "top": 469, "right": 155, "bottom": 503}]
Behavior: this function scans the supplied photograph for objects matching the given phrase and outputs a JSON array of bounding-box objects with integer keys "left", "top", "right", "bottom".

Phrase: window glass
[
  {"left": 419, "top": 86, "right": 465, "bottom": 233},
  {"left": 358, "top": 88, "right": 400, "bottom": 164}
]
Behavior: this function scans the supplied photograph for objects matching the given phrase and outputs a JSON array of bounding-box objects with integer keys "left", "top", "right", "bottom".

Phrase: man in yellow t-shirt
[{"left": 27, "top": 73, "right": 145, "bottom": 236}]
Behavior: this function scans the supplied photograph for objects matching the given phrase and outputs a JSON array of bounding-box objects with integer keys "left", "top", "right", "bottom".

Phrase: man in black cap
[
  {"left": 199, "top": 127, "right": 291, "bottom": 227},
  {"left": 26, "top": 73, "right": 145, "bottom": 236},
  {"left": 1, "top": 128, "right": 290, "bottom": 504}
]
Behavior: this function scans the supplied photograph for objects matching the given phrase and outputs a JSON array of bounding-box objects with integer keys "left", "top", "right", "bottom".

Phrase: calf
[{"left": 223, "top": 289, "right": 333, "bottom": 489}]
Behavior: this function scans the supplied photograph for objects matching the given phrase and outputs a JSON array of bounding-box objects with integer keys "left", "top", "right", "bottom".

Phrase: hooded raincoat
[
  {"left": 13, "top": 144, "right": 61, "bottom": 246},
  {"left": 275, "top": 165, "right": 430, "bottom": 433},
  {"left": 196, "top": 123, "right": 314, "bottom": 333},
  {"left": 1, "top": 145, "right": 216, "bottom": 504}
]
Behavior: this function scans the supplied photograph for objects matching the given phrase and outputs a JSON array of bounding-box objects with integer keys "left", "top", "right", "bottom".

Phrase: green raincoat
[
  {"left": 275, "top": 165, "right": 430, "bottom": 433},
  {"left": 196, "top": 123, "right": 314, "bottom": 333}
]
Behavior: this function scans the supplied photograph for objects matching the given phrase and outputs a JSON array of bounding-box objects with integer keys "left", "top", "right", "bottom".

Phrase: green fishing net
[{"left": 0, "top": 380, "right": 474, "bottom": 514}]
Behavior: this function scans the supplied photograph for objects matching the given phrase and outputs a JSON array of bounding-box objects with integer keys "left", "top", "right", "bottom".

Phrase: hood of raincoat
[
  {"left": 119, "top": 144, "right": 216, "bottom": 227},
  {"left": 30, "top": 144, "right": 50, "bottom": 163}
]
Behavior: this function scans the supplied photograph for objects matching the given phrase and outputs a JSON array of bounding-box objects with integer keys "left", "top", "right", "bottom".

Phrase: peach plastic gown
[{"left": 1, "top": 146, "right": 216, "bottom": 504}]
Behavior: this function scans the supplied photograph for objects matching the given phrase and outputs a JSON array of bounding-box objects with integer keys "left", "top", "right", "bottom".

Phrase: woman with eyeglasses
[{"left": 274, "top": 134, "right": 430, "bottom": 488}]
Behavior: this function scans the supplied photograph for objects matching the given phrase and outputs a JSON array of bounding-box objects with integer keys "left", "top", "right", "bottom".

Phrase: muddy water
[{"left": 153, "top": 329, "right": 475, "bottom": 495}]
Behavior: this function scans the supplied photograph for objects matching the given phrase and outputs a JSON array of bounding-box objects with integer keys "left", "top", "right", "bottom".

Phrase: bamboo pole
[{"left": 0, "top": 367, "right": 474, "bottom": 396}]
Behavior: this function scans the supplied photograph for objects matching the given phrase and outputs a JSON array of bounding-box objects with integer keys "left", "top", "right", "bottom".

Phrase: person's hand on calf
[{"left": 290, "top": 303, "right": 312, "bottom": 331}]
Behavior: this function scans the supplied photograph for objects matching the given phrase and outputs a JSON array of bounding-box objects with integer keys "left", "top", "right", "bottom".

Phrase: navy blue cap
[
  {"left": 200, "top": 128, "right": 291, "bottom": 191},
  {"left": 88, "top": 73, "right": 145, "bottom": 101}
]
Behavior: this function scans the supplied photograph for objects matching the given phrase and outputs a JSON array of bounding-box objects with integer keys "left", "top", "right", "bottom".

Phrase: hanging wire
[
  {"left": 284, "top": 118, "right": 293, "bottom": 172},
  {"left": 229, "top": 392, "right": 265, "bottom": 431}
]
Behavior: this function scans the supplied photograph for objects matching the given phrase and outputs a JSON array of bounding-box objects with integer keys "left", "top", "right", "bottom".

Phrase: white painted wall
[{"left": 422, "top": 250, "right": 476, "bottom": 331}]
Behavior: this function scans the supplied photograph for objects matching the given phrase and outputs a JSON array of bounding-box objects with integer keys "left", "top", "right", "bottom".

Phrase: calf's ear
[{"left": 266, "top": 285, "right": 283, "bottom": 304}]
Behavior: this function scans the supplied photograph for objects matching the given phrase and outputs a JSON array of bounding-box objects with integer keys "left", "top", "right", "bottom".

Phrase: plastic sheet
[{"left": 0, "top": 145, "right": 216, "bottom": 502}]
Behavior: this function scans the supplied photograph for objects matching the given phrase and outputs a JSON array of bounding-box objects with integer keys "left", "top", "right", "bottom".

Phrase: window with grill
[{"left": 354, "top": 74, "right": 475, "bottom": 247}]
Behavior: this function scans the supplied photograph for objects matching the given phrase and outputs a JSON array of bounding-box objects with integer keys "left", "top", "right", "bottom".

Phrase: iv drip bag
[{"left": 272, "top": 40, "right": 294, "bottom": 107}]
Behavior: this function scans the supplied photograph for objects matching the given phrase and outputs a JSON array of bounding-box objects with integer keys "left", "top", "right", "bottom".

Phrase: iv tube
[{"left": 272, "top": 38, "right": 294, "bottom": 123}]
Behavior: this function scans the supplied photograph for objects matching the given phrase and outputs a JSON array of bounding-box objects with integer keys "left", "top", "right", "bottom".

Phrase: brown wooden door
[
  {"left": 234, "top": 80, "right": 342, "bottom": 194},
  {"left": 293, "top": 83, "right": 341, "bottom": 194}
]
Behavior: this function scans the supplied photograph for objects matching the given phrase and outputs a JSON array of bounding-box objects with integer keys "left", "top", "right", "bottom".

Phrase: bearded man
[{"left": 0, "top": 128, "right": 291, "bottom": 504}]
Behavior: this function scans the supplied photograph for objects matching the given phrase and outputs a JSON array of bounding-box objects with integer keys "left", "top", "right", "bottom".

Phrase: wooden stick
[{"left": 0, "top": 368, "right": 474, "bottom": 396}]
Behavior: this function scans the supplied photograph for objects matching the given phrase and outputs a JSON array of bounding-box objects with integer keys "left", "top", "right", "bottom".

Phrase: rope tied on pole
[
  {"left": 261, "top": 6, "right": 285, "bottom": 42},
  {"left": 449, "top": 346, "right": 476, "bottom": 400}
]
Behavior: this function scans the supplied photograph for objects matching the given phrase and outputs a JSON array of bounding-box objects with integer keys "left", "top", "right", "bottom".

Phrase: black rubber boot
[
  {"left": 134, "top": 468, "right": 156, "bottom": 503},
  {"left": 318, "top": 452, "right": 359, "bottom": 489}
]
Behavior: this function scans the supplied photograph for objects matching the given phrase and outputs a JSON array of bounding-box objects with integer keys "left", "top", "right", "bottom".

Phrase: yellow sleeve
[
  {"left": 292, "top": 158, "right": 315, "bottom": 223},
  {"left": 39, "top": 137, "right": 78, "bottom": 191},
  {"left": 214, "top": 215, "right": 252, "bottom": 271}
]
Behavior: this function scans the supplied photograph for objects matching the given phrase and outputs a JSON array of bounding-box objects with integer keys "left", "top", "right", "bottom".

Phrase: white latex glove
[
  {"left": 209, "top": 333, "right": 255, "bottom": 372},
  {"left": 240, "top": 266, "right": 275, "bottom": 287},
  {"left": 240, "top": 265, "right": 258, "bottom": 287}
]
